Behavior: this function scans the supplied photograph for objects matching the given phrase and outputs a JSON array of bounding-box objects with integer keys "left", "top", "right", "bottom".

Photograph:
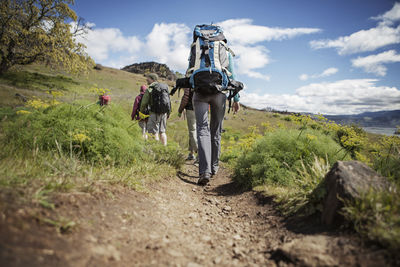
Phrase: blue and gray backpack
[
  {"left": 186, "top": 24, "right": 242, "bottom": 96},
  {"left": 170, "top": 24, "right": 244, "bottom": 112}
]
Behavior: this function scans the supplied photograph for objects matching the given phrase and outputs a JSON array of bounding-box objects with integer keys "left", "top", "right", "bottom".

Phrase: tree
[{"left": 0, "top": 0, "right": 94, "bottom": 75}]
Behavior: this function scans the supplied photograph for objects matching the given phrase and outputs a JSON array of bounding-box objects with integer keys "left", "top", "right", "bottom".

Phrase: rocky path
[{"left": 0, "top": 161, "right": 394, "bottom": 266}]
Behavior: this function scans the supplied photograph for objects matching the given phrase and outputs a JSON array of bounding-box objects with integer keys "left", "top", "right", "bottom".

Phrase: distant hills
[
  {"left": 325, "top": 110, "right": 400, "bottom": 128},
  {"left": 122, "top": 62, "right": 177, "bottom": 81}
]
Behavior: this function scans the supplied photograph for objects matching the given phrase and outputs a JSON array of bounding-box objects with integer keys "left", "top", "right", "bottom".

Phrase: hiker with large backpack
[
  {"left": 140, "top": 73, "right": 171, "bottom": 146},
  {"left": 131, "top": 84, "right": 148, "bottom": 139},
  {"left": 182, "top": 24, "right": 243, "bottom": 186}
]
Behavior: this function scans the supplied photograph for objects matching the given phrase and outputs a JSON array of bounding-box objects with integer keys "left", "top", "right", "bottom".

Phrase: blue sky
[{"left": 72, "top": 0, "right": 400, "bottom": 114}]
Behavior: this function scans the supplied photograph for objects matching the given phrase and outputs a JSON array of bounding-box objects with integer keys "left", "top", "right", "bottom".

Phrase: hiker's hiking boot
[
  {"left": 197, "top": 173, "right": 210, "bottom": 186},
  {"left": 186, "top": 154, "right": 195, "bottom": 161}
]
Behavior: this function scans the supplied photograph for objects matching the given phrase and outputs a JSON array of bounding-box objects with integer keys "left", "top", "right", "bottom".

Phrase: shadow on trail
[
  {"left": 254, "top": 191, "right": 334, "bottom": 235},
  {"left": 209, "top": 180, "right": 250, "bottom": 197},
  {"left": 177, "top": 171, "right": 198, "bottom": 186},
  {"left": 283, "top": 214, "right": 335, "bottom": 235}
]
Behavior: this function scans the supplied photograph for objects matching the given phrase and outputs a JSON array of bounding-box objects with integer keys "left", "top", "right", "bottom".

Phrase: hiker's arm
[
  {"left": 140, "top": 91, "right": 149, "bottom": 113},
  {"left": 131, "top": 96, "right": 140, "bottom": 120},
  {"left": 178, "top": 88, "right": 190, "bottom": 114}
]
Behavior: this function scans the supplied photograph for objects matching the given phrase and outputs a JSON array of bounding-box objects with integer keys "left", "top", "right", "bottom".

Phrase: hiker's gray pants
[
  {"left": 193, "top": 92, "right": 226, "bottom": 175},
  {"left": 186, "top": 109, "right": 198, "bottom": 153}
]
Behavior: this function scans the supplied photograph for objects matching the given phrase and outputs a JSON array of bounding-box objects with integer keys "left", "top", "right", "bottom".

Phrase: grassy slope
[{"left": 1, "top": 64, "right": 399, "bottom": 253}]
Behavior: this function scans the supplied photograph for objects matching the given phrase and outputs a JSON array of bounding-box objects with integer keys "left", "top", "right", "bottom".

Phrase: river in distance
[{"left": 363, "top": 127, "right": 399, "bottom": 136}]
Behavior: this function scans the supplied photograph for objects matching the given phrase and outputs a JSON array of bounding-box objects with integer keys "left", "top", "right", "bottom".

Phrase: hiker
[
  {"left": 98, "top": 94, "right": 110, "bottom": 106},
  {"left": 131, "top": 84, "right": 148, "bottom": 139},
  {"left": 184, "top": 24, "right": 243, "bottom": 186},
  {"left": 178, "top": 88, "right": 198, "bottom": 161},
  {"left": 140, "top": 73, "right": 171, "bottom": 146}
]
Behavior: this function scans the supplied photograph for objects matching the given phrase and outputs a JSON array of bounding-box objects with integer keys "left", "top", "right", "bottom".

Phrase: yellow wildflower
[{"left": 16, "top": 110, "right": 31, "bottom": 115}]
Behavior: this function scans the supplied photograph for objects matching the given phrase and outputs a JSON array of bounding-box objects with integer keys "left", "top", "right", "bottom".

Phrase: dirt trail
[{"left": 0, "top": 161, "right": 395, "bottom": 266}]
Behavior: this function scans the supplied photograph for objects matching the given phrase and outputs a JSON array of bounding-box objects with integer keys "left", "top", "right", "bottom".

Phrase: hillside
[
  {"left": 0, "top": 64, "right": 399, "bottom": 266},
  {"left": 121, "top": 61, "right": 177, "bottom": 81},
  {"left": 325, "top": 110, "right": 400, "bottom": 128}
]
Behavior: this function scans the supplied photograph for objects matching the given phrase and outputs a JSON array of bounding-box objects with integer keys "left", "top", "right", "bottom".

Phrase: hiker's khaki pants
[{"left": 186, "top": 109, "right": 198, "bottom": 154}]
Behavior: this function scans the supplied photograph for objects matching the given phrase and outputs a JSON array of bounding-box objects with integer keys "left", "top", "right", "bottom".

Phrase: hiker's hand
[
  {"left": 178, "top": 112, "right": 182, "bottom": 118},
  {"left": 232, "top": 102, "right": 240, "bottom": 114}
]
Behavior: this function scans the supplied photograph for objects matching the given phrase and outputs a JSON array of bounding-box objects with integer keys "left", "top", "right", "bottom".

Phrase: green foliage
[
  {"left": 145, "top": 140, "right": 185, "bottom": 170},
  {"left": 3, "top": 102, "right": 144, "bottom": 165},
  {"left": 232, "top": 129, "right": 348, "bottom": 189},
  {"left": 3, "top": 100, "right": 184, "bottom": 169},
  {"left": 221, "top": 126, "right": 261, "bottom": 164},
  {"left": 342, "top": 186, "right": 400, "bottom": 252},
  {"left": 0, "top": 0, "right": 94, "bottom": 74},
  {"left": 275, "top": 156, "right": 330, "bottom": 216},
  {"left": 336, "top": 124, "right": 367, "bottom": 158},
  {"left": 0, "top": 71, "right": 78, "bottom": 91},
  {"left": 370, "top": 135, "right": 400, "bottom": 181}
]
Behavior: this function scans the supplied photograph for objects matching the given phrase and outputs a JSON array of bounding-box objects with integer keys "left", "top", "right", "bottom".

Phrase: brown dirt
[{"left": 0, "top": 162, "right": 397, "bottom": 266}]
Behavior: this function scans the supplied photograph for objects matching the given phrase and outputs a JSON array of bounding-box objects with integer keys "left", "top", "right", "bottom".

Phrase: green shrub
[
  {"left": 3, "top": 102, "right": 144, "bottom": 165},
  {"left": 145, "top": 140, "right": 185, "bottom": 170},
  {"left": 232, "top": 129, "right": 349, "bottom": 189},
  {"left": 371, "top": 136, "right": 400, "bottom": 182},
  {"left": 342, "top": 186, "right": 400, "bottom": 252},
  {"left": 276, "top": 156, "right": 330, "bottom": 216}
]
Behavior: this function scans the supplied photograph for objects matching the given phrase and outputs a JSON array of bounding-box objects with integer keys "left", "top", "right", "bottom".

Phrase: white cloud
[
  {"left": 145, "top": 23, "right": 191, "bottom": 71},
  {"left": 77, "top": 19, "right": 321, "bottom": 77},
  {"left": 310, "top": 3, "right": 400, "bottom": 55},
  {"left": 372, "top": 2, "right": 400, "bottom": 26},
  {"left": 310, "top": 25, "right": 400, "bottom": 55},
  {"left": 351, "top": 50, "right": 400, "bottom": 76},
  {"left": 75, "top": 23, "right": 143, "bottom": 64},
  {"left": 321, "top": 67, "right": 338, "bottom": 77},
  {"left": 299, "top": 67, "right": 338, "bottom": 80},
  {"left": 219, "top": 19, "right": 321, "bottom": 45},
  {"left": 218, "top": 19, "right": 321, "bottom": 80},
  {"left": 241, "top": 79, "right": 400, "bottom": 115},
  {"left": 299, "top": 74, "right": 309, "bottom": 81}
]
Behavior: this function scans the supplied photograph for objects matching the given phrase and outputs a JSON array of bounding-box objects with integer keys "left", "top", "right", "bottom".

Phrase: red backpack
[{"left": 99, "top": 95, "right": 110, "bottom": 106}]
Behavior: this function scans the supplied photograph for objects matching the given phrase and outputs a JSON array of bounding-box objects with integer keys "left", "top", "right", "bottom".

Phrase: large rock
[
  {"left": 272, "top": 235, "right": 339, "bottom": 267},
  {"left": 122, "top": 61, "right": 176, "bottom": 81},
  {"left": 321, "top": 161, "right": 389, "bottom": 225}
]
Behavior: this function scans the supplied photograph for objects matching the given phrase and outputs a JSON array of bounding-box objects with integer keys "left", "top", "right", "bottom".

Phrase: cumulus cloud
[
  {"left": 299, "top": 67, "right": 338, "bottom": 80},
  {"left": 145, "top": 23, "right": 191, "bottom": 71},
  {"left": 78, "top": 19, "right": 321, "bottom": 76},
  {"left": 218, "top": 19, "right": 321, "bottom": 80},
  {"left": 310, "top": 3, "right": 400, "bottom": 55},
  {"left": 351, "top": 50, "right": 400, "bottom": 76},
  {"left": 310, "top": 25, "right": 400, "bottom": 55},
  {"left": 241, "top": 79, "right": 400, "bottom": 114},
  {"left": 218, "top": 19, "right": 321, "bottom": 45},
  {"left": 371, "top": 2, "right": 400, "bottom": 26},
  {"left": 74, "top": 23, "right": 143, "bottom": 66}
]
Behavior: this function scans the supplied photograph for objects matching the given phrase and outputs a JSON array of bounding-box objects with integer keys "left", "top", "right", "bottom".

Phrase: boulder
[
  {"left": 122, "top": 62, "right": 177, "bottom": 81},
  {"left": 272, "top": 235, "right": 339, "bottom": 267},
  {"left": 321, "top": 160, "right": 389, "bottom": 225}
]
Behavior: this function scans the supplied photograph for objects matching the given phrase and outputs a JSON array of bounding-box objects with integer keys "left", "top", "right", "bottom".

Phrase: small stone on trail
[
  {"left": 233, "top": 247, "right": 243, "bottom": 258},
  {"left": 233, "top": 234, "right": 242, "bottom": 240},
  {"left": 192, "top": 188, "right": 197, "bottom": 192},
  {"left": 223, "top": 206, "right": 232, "bottom": 212},
  {"left": 99, "top": 211, "right": 106, "bottom": 219},
  {"left": 201, "top": 235, "right": 212, "bottom": 243}
]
